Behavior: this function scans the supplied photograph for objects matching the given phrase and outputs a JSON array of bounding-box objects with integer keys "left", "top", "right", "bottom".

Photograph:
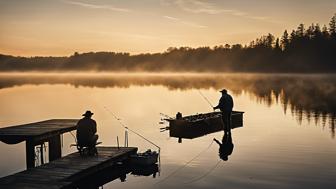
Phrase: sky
[{"left": 0, "top": 0, "right": 336, "bottom": 56}]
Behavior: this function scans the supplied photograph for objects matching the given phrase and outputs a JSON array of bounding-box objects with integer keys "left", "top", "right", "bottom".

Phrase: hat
[
  {"left": 220, "top": 154, "right": 229, "bottom": 161},
  {"left": 220, "top": 89, "right": 227, "bottom": 93},
  {"left": 82, "top": 110, "right": 94, "bottom": 117}
]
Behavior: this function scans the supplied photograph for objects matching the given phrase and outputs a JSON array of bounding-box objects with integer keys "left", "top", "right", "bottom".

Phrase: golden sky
[{"left": 0, "top": 0, "right": 335, "bottom": 56}]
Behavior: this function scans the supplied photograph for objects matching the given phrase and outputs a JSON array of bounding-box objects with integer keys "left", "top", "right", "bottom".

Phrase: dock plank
[
  {"left": 0, "top": 146, "right": 137, "bottom": 189},
  {"left": 0, "top": 119, "right": 78, "bottom": 144}
]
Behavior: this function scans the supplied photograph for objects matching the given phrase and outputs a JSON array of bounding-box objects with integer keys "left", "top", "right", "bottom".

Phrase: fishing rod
[
  {"left": 103, "top": 106, "right": 161, "bottom": 151},
  {"left": 198, "top": 90, "right": 214, "bottom": 109},
  {"left": 160, "top": 112, "right": 173, "bottom": 120}
]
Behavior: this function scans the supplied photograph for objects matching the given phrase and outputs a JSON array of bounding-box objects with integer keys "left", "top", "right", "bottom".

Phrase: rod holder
[{"left": 117, "top": 136, "right": 120, "bottom": 150}]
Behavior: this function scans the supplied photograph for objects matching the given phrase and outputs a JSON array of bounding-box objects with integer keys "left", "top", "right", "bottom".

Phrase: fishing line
[
  {"left": 183, "top": 159, "right": 222, "bottom": 185},
  {"left": 154, "top": 140, "right": 214, "bottom": 186},
  {"left": 198, "top": 90, "right": 214, "bottom": 109},
  {"left": 70, "top": 131, "right": 77, "bottom": 143},
  {"left": 103, "top": 106, "right": 161, "bottom": 151}
]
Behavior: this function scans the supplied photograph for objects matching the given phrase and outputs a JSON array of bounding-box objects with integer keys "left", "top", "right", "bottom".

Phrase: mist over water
[
  {"left": 0, "top": 72, "right": 335, "bottom": 137},
  {"left": 0, "top": 72, "right": 335, "bottom": 188}
]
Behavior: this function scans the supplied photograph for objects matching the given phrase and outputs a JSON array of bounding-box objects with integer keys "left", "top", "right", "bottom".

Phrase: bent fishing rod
[{"left": 103, "top": 106, "right": 160, "bottom": 151}]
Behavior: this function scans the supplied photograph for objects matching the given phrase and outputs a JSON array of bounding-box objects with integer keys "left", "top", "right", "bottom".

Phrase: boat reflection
[{"left": 74, "top": 163, "right": 159, "bottom": 189}]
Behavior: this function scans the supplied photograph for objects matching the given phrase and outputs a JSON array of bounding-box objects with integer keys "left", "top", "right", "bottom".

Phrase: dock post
[
  {"left": 40, "top": 143, "right": 44, "bottom": 165},
  {"left": 49, "top": 134, "right": 61, "bottom": 161},
  {"left": 25, "top": 140, "right": 35, "bottom": 169}
]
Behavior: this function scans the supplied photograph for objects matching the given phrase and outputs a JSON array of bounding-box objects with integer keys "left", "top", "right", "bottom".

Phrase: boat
[
  {"left": 131, "top": 164, "right": 159, "bottom": 177},
  {"left": 129, "top": 149, "right": 159, "bottom": 166},
  {"left": 166, "top": 111, "right": 244, "bottom": 139}
]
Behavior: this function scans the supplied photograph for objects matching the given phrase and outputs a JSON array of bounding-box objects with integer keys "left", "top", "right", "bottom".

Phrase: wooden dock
[
  {"left": 0, "top": 147, "right": 138, "bottom": 189},
  {"left": 0, "top": 119, "right": 79, "bottom": 168}
]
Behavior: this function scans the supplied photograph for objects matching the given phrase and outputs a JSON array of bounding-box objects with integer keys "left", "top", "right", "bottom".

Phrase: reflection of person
[
  {"left": 213, "top": 132, "right": 234, "bottom": 161},
  {"left": 213, "top": 89, "right": 234, "bottom": 134},
  {"left": 76, "top": 110, "right": 99, "bottom": 153}
]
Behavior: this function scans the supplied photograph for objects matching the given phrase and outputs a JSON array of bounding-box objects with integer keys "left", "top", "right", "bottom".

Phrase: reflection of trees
[
  {"left": 0, "top": 73, "right": 335, "bottom": 138},
  {"left": 226, "top": 75, "right": 336, "bottom": 138}
]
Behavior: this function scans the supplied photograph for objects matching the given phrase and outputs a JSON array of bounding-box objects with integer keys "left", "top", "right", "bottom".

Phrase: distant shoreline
[
  {"left": 0, "top": 71, "right": 336, "bottom": 76},
  {"left": 1, "top": 14, "right": 336, "bottom": 73}
]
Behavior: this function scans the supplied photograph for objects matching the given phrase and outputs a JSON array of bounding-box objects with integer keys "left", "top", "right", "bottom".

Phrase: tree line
[{"left": 1, "top": 14, "right": 336, "bottom": 73}]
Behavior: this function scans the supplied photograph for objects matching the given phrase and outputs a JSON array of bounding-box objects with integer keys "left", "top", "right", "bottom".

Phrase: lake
[{"left": 0, "top": 73, "right": 335, "bottom": 189}]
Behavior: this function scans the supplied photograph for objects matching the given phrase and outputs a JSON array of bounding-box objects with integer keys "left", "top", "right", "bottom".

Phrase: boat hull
[{"left": 168, "top": 111, "right": 244, "bottom": 139}]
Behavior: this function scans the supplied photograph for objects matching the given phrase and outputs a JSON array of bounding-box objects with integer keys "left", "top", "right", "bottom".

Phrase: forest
[{"left": 0, "top": 14, "right": 336, "bottom": 73}]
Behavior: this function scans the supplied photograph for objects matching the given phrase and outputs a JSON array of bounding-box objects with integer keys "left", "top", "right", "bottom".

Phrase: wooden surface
[
  {"left": 0, "top": 147, "right": 138, "bottom": 189},
  {"left": 0, "top": 119, "right": 78, "bottom": 144}
]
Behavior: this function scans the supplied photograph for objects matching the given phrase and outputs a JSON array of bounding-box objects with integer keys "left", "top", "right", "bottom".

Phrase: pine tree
[
  {"left": 314, "top": 24, "right": 322, "bottom": 38},
  {"left": 306, "top": 24, "right": 315, "bottom": 39},
  {"left": 322, "top": 25, "right": 329, "bottom": 38},
  {"left": 275, "top": 38, "right": 280, "bottom": 50},
  {"left": 280, "top": 30, "right": 289, "bottom": 50},
  {"left": 329, "top": 14, "right": 336, "bottom": 37},
  {"left": 290, "top": 30, "right": 297, "bottom": 44},
  {"left": 297, "top": 23, "right": 305, "bottom": 37},
  {"left": 266, "top": 33, "right": 275, "bottom": 48}
]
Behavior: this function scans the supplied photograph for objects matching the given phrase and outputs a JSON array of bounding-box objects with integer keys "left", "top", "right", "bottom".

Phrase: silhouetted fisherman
[
  {"left": 76, "top": 110, "right": 99, "bottom": 155},
  {"left": 213, "top": 132, "right": 234, "bottom": 161},
  {"left": 213, "top": 89, "right": 234, "bottom": 134}
]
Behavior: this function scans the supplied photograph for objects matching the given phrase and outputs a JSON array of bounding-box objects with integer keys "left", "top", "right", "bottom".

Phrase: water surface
[{"left": 0, "top": 73, "right": 335, "bottom": 189}]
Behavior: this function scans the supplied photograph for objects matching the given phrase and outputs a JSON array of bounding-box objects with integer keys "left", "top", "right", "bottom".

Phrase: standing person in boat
[
  {"left": 76, "top": 110, "right": 99, "bottom": 155},
  {"left": 213, "top": 89, "right": 234, "bottom": 134},
  {"left": 213, "top": 132, "right": 234, "bottom": 161}
]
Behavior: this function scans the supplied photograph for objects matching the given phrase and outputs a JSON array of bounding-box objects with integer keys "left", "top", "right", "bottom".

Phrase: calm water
[{"left": 0, "top": 73, "right": 335, "bottom": 189}]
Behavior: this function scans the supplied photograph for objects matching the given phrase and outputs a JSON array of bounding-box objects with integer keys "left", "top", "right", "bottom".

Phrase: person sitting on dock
[
  {"left": 76, "top": 110, "right": 99, "bottom": 155},
  {"left": 213, "top": 132, "right": 234, "bottom": 161},
  {"left": 213, "top": 89, "right": 234, "bottom": 134}
]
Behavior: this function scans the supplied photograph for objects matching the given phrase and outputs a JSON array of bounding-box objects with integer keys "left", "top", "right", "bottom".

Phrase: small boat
[
  {"left": 131, "top": 164, "right": 159, "bottom": 177},
  {"left": 166, "top": 111, "right": 244, "bottom": 139},
  {"left": 130, "top": 149, "right": 159, "bottom": 166}
]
